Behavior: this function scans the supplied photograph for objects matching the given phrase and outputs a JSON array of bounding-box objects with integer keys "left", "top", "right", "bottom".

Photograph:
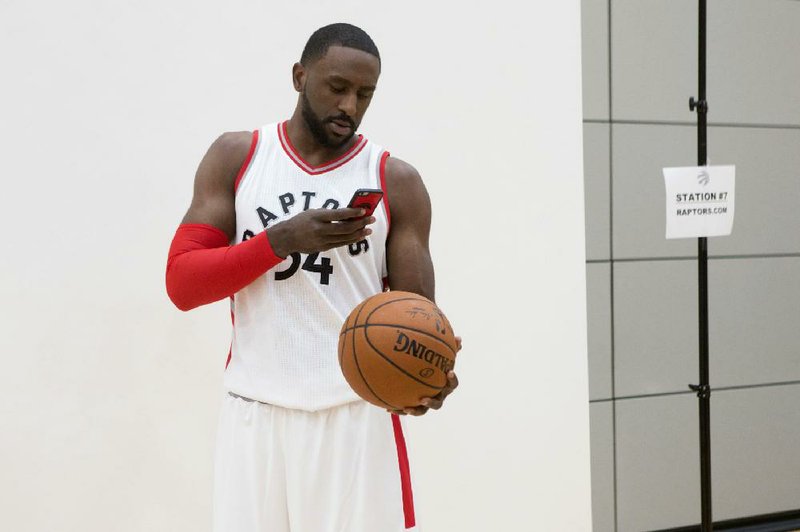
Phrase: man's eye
[
  {"left": 357, "top": 92, "right": 373, "bottom": 100},
  {"left": 330, "top": 85, "right": 346, "bottom": 94}
]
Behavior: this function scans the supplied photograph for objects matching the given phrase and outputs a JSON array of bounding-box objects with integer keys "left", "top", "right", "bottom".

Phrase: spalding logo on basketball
[{"left": 338, "top": 291, "right": 457, "bottom": 410}]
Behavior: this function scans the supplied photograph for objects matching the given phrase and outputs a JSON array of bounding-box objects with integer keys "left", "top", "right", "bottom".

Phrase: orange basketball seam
[
  {"left": 351, "top": 301, "right": 400, "bottom": 410},
  {"left": 337, "top": 328, "right": 346, "bottom": 367},
  {"left": 362, "top": 329, "right": 444, "bottom": 391},
  {"left": 338, "top": 300, "right": 364, "bottom": 367},
  {"left": 352, "top": 335, "right": 400, "bottom": 409}
]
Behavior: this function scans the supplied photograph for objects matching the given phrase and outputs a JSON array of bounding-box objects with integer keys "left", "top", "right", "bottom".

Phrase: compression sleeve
[{"left": 165, "top": 223, "right": 284, "bottom": 311}]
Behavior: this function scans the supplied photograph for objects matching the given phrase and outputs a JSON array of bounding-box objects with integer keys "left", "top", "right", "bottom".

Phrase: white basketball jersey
[{"left": 226, "top": 121, "right": 390, "bottom": 411}]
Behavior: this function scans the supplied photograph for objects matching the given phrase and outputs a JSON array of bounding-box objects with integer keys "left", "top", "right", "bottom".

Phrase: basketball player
[{"left": 165, "top": 23, "right": 459, "bottom": 532}]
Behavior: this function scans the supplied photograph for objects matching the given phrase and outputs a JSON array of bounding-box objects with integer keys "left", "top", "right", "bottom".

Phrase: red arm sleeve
[{"left": 165, "top": 223, "right": 284, "bottom": 311}]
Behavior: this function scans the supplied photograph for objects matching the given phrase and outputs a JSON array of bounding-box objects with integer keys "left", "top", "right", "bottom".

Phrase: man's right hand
[{"left": 267, "top": 208, "right": 375, "bottom": 258}]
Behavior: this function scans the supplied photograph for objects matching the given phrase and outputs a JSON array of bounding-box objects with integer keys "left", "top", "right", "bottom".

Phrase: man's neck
[{"left": 285, "top": 112, "right": 358, "bottom": 168}]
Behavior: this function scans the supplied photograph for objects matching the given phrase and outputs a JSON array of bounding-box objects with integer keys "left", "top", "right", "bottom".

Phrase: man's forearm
[{"left": 165, "top": 223, "right": 283, "bottom": 311}]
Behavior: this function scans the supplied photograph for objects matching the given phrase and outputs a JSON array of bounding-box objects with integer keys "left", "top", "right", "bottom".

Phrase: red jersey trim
[
  {"left": 277, "top": 121, "right": 368, "bottom": 175},
  {"left": 226, "top": 298, "right": 235, "bottom": 369},
  {"left": 379, "top": 151, "right": 391, "bottom": 231},
  {"left": 234, "top": 130, "right": 259, "bottom": 194},
  {"left": 391, "top": 414, "right": 416, "bottom": 529}
]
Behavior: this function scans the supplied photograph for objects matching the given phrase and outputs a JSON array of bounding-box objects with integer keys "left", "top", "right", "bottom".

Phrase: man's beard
[{"left": 301, "top": 91, "right": 355, "bottom": 149}]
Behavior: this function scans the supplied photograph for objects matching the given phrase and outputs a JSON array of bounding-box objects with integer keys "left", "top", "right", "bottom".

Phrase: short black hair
[{"left": 300, "top": 23, "right": 380, "bottom": 67}]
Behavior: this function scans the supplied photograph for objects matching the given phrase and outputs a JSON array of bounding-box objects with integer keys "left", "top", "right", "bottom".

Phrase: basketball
[{"left": 338, "top": 291, "right": 457, "bottom": 410}]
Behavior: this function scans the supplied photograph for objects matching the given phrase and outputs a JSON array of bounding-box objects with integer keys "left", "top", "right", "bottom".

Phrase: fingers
[
  {"left": 318, "top": 227, "right": 372, "bottom": 247},
  {"left": 318, "top": 229, "right": 373, "bottom": 251},
  {"left": 288, "top": 209, "right": 375, "bottom": 252},
  {"left": 315, "top": 207, "right": 368, "bottom": 222},
  {"left": 391, "top": 371, "right": 460, "bottom": 417},
  {"left": 423, "top": 371, "right": 459, "bottom": 407},
  {"left": 420, "top": 396, "right": 442, "bottom": 410},
  {"left": 325, "top": 216, "right": 375, "bottom": 236},
  {"left": 309, "top": 209, "right": 374, "bottom": 244},
  {"left": 445, "top": 370, "right": 459, "bottom": 393}
]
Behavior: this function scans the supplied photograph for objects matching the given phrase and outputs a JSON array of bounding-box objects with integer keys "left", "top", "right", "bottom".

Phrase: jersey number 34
[
  {"left": 270, "top": 239, "right": 370, "bottom": 285},
  {"left": 242, "top": 231, "right": 369, "bottom": 286}
]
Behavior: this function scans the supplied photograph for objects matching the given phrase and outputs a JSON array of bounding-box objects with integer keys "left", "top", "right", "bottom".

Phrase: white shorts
[{"left": 213, "top": 393, "right": 418, "bottom": 532}]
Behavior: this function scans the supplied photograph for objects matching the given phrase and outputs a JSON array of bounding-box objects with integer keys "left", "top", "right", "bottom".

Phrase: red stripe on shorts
[{"left": 391, "top": 414, "right": 416, "bottom": 528}]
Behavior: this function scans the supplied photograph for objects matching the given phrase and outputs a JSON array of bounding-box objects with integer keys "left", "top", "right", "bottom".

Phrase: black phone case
[{"left": 347, "top": 188, "right": 384, "bottom": 217}]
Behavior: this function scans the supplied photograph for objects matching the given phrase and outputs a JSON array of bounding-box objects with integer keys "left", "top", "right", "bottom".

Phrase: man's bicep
[
  {"left": 386, "top": 225, "right": 435, "bottom": 300},
  {"left": 181, "top": 185, "right": 236, "bottom": 238},
  {"left": 180, "top": 131, "right": 252, "bottom": 240},
  {"left": 384, "top": 157, "right": 435, "bottom": 300}
]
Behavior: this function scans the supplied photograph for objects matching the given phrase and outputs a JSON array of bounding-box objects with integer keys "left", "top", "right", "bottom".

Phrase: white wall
[{"left": 0, "top": 1, "right": 590, "bottom": 530}]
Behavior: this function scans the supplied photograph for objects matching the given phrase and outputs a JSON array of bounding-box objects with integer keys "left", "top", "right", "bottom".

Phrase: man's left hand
[{"left": 389, "top": 336, "right": 462, "bottom": 416}]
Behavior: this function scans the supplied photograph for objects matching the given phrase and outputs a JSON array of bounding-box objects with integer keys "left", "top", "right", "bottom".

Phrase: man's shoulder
[
  {"left": 201, "top": 130, "right": 255, "bottom": 184},
  {"left": 211, "top": 130, "right": 254, "bottom": 160},
  {"left": 384, "top": 155, "right": 422, "bottom": 185},
  {"left": 383, "top": 156, "right": 430, "bottom": 220}
]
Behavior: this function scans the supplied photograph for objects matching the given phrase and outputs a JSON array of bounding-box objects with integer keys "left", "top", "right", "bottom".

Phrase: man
[{"left": 166, "top": 23, "right": 458, "bottom": 532}]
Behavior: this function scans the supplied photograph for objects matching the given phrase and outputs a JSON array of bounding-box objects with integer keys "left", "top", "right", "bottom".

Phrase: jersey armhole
[
  {"left": 378, "top": 150, "right": 391, "bottom": 291},
  {"left": 233, "top": 129, "right": 260, "bottom": 194},
  {"left": 379, "top": 150, "right": 391, "bottom": 231}
]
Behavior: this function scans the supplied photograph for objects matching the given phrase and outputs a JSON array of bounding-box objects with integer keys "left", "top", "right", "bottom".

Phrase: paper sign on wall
[{"left": 663, "top": 165, "right": 735, "bottom": 239}]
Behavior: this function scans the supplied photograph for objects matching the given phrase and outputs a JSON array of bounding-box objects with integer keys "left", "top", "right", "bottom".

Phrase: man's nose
[{"left": 338, "top": 91, "right": 357, "bottom": 118}]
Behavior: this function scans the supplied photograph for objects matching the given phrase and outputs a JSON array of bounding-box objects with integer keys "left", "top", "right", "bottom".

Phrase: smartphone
[{"left": 347, "top": 188, "right": 384, "bottom": 218}]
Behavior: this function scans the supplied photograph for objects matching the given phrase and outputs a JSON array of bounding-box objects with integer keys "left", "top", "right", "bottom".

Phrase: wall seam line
[{"left": 607, "top": 1, "right": 618, "bottom": 530}]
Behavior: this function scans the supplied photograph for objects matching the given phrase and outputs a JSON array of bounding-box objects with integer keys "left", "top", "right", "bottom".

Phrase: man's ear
[{"left": 292, "top": 63, "right": 305, "bottom": 93}]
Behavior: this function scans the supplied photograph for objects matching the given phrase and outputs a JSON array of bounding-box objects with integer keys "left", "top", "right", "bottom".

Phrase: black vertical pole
[{"left": 689, "top": 0, "right": 713, "bottom": 530}]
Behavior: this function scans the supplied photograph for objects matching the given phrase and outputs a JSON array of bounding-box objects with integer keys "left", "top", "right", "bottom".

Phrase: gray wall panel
[
  {"left": 590, "top": 402, "right": 615, "bottom": 532},
  {"left": 614, "top": 125, "right": 800, "bottom": 259},
  {"left": 613, "top": 0, "right": 800, "bottom": 125},
  {"left": 612, "top": 0, "right": 696, "bottom": 122},
  {"left": 584, "top": 123, "right": 611, "bottom": 261},
  {"left": 581, "top": 0, "right": 609, "bottom": 120},
  {"left": 587, "top": 263, "right": 612, "bottom": 400},
  {"left": 708, "top": 127, "right": 800, "bottom": 256},
  {"left": 614, "top": 260, "right": 698, "bottom": 397},
  {"left": 616, "top": 395, "right": 700, "bottom": 531},
  {"left": 708, "top": 0, "right": 800, "bottom": 126},
  {"left": 612, "top": 124, "right": 697, "bottom": 259},
  {"left": 710, "top": 257, "right": 800, "bottom": 387},
  {"left": 712, "top": 384, "right": 800, "bottom": 520}
]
